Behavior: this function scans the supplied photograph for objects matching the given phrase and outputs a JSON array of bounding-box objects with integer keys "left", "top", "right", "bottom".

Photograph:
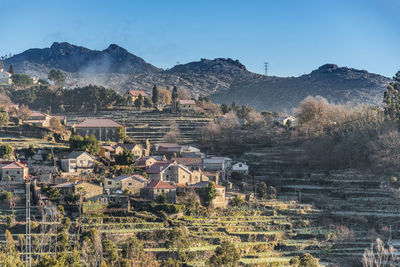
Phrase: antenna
[{"left": 264, "top": 62, "right": 269, "bottom": 76}]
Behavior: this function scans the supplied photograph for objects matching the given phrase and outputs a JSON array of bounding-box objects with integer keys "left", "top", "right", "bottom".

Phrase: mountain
[{"left": 3, "top": 42, "right": 391, "bottom": 112}]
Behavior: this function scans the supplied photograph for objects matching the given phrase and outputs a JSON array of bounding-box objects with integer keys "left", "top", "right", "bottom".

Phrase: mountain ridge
[{"left": 3, "top": 42, "right": 391, "bottom": 111}]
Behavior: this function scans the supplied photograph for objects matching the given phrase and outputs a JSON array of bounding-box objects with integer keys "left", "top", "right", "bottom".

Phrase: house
[
  {"left": 61, "top": 151, "right": 95, "bottom": 173},
  {"left": 146, "top": 161, "right": 207, "bottom": 185},
  {"left": 203, "top": 171, "right": 220, "bottom": 184},
  {"left": 123, "top": 90, "right": 148, "bottom": 105},
  {"left": 177, "top": 99, "right": 196, "bottom": 111},
  {"left": 134, "top": 156, "right": 163, "bottom": 169},
  {"left": 72, "top": 118, "right": 124, "bottom": 141},
  {"left": 171, "top": 157, "right": 204, "bottom": 171},
  {"left": 0, "top": 162, "right": 29, "bottom": 182},
  {"left": 204, "top": 157, "right": 232, "bottom": 181},
  {"left": 104, "top": 174, "right": 148, "bottom": 195},
  {"left": 99, "top": 145, "right": 115, "bottom": 159},
  {"left": 23, "top": 111, "right": 51, "bottom": 128},
  {"left": 154, "top": 143, "right": 182, "bottom": 157},
  {"left": 0, "top": 69, "right": 11, "bottom": 85},
  {"left": 180, "top": 145, "right": 202, "bottom": 158},
  {"left": 232, "top": 162, "right": 249, "bottom": 175},
  {"left": 191, "top": 181, "right": 227, "bottom": 208},
  {"left": 52, "top": 181, "right": 103, "bottom": 201},
  {"left": 142, "top": 179, "right": 176, "bottom": 203},
  {"left": 273, "top": 115, "right": 296, "bottom": 127},
  {"left": 28, "top": 165, "right": 58, "bottom": 183},
  {"left": 114, "top": 144, "right": 145, "bottom": 159}
]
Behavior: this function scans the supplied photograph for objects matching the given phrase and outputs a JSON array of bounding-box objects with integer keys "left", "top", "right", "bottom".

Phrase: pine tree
[
  {"left": 383, "top": 71, "right": 400, "bottom": 121},
  {"left": 172, "top": 86, "right": 179, "bottom": 108},
  {"left": 152, "top": 85, "right": 158, "bottom": 107},
  {"left": 8, "top": 65, "right": 14, "bottom": 75}
]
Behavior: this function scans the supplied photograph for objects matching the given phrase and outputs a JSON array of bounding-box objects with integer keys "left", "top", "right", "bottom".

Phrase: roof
[
  {"left": 112, "top": 174, "right": 148, "bottom": 183},
  {"left": 192, "top": 181, "right": 225, "bottom": 189},
  {"left": 29, "top": 111, "right": 48, "bottom": 118},
  {"left": 2, "top": 162, "right": 28, "bottom": 169},
  {"left": 203, "top": 171, "right": 218, "bottom": 177},
  {"left": 146, "top": 162, "right": 174, "bottom": 174},
  {"left": 146, "top": 179, "right": 176, "bottom": 189},
  {"left": 73, "top": 118, "right": 123, "bottom": 128},
  {"left": 178, "top": 99, "right": 196, "bottom": 105},
  {"left": 67, "top": 151, "right": 92, "bottom": 159},
  {"left": 52, "top": 182, "right": 74, "bottom": 188},
  {"left": 171, "top": 157, "right": 203, "bottom": 166},
  {"left": 114, "top": 144, "right": 141, "bottom": 151},
  {"left": 126, "top": 90, "right": 148, "bottom": 97}
]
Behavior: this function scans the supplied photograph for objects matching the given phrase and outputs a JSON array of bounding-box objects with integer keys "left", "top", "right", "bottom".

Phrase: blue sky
[{"left": 0, "top": 0, "right": 399, "bottom": 77}]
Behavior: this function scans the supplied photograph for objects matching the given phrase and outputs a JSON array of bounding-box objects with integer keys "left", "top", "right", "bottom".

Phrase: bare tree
[{"left": 362, "top": 238, "right": 399, "bottom": 267}]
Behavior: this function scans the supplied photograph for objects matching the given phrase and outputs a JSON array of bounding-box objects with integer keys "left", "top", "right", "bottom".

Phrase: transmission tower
[
  {"left": 264, "top": 62, "right": 269, "bottom": 76},
  {"left": 25, "top": 179, "right": 32, "bottom": 267}
]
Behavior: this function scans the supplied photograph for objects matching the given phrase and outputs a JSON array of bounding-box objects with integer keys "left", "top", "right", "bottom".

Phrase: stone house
[
  {"left": 72, "top": 118, "right": 124, "bottom": 141},
  {"left": 146, "top": 161, "right": 199, "bottom": 185},
  {"left": 0, "top": 162, "right": 29, "bottom": 182},
  {"left": 104, "top": 174, "right": 148, "bottom": 196},
  {"left": 61, "top": 151, "right": 94, "bottom": 173},
  {"left": 177, "top": 99, "right": 196, "bottom": 111},
  {"left": 0, "top": 69, "right": 11, "bottom": 85},
  {"left": 171, "top": 157, "right": 204, "bottom": 171},
  {"left": 52, "top": 181, "right": 103, "bottom": 201},
  {"left": 142, "top": 179, "right": 176, "bottom": 203}
]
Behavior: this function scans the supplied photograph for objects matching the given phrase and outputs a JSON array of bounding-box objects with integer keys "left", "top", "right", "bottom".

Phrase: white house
[
  {"left": 232, "top": 162, "right": 249, "bottom": 175},
  {"left": 61, "top": 151, "right": 94, "bottom": 173}
]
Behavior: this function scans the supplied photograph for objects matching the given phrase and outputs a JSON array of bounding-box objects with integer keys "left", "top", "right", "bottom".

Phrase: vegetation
[
  {"left": 205, "top": 182, "right": 217, "bottom": 207},
  {"left": 208, "top": 241, "right": 241, "bottom": 266},
  {"left": 0, "top": 144, "right": 13, "bottom": 159},
  {"left": 48, "top": 69, "right": 65, "bottom": 88},
  {"left": 69, "top": 134, "right": 100, "bottom": 154},
  {"left": 9, "top": 84, "right": 124, "bottom": 113},
  {"left": 11, "top": 73, "right": 33, "bottom": 87},
  {"left": 115, "top": 148, "right": 135, "bottom": 165}
]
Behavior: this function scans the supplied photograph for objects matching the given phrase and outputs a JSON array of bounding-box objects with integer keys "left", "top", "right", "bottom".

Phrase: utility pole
[
  {"left": 25, "top": 179, "right": 32, "bottom": 267},
  {"left": 264, "top": 62, "right": 269, "bottom": 76}
]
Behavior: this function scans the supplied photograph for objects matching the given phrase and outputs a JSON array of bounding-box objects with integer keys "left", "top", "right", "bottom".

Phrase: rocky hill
[{"left": 3, "top": 42, "right": 391, "bottom": 111}]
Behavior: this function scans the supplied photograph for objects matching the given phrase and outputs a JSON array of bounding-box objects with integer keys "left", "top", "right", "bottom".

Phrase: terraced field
[
  {"left": 76, "top": 201, "right": 331, "bottom": 266},
  {"left": 66, "top": 109, "right": 212, "bottom": 143},
  {"left": 242, "top": 141, "right": 400, "bottom": 265}
]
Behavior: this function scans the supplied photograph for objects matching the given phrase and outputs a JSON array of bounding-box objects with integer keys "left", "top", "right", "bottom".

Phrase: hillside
[{"left": 3, "top": 42, "right": 391, "bottom": 111}]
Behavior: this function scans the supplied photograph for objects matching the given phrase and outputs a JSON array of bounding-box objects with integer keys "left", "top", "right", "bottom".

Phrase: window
[
  {"left": 17, "top": 171, "right": 20, "bottom": 174},
  {"left": 183, "top": 175, "right": 185, "bottom": 178},
  {"left": 239, "top": 164, "right": 242, "bottom": 167},
  {"left": 128, "top": 183, "right": 132, "bottom": 186},
  {"left": 161, "top": 189, "right": 164, "bottom": 193},
  {"left": 6, "top": 171, "right": 8, "bottom": 174},
  {"left": 108, "top": 181, "right": 112, "bottom": 185},
  {"left": 166, "top": 175, "right": 169, "bottom": 179}
]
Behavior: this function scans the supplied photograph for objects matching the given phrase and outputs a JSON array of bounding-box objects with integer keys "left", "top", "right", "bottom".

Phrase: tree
[
  {"left": 208, "top": 241, "right": 240, "bottom": 267},
  {"left": 0, "top": 60, "right": 3, "bottom": 70},
  {"left": 49, "top": 117, "right": 64, "bottom": 132},
  {"left": 221, "top": 103, "right": 229, "bottom": 114},
  {"left": 0, "top": 111, "right": 9, "bottom": 127},
  {"left": 257, "top": 182, "right": 267, "bottom": 198},
  {"left": 134, "top": 94, "right": 144, "bottom": 110},
  {"left": 178, "top": 88, "right": 191, "bottom": 100},
  {"left": 383, "top": 73, "right": 400, "bottom": 121},
  {"left": 11, "top": 74, "right": 33, "bottom": 87},
  {"left": 0, "top": 144, "right": 13, "bottom": 159},
  {"left": 143, "top": 97, "right": 153, "bottom": 108},
  {"left": 362, "top": 238, "right": 399, "bottom": 267},
  {"left": 69, "top": 134, "right": 100, "bottom": 155},
  {"left": 158, "top": 89, "right": 172, "bottom": 105},
  {"left": 205, "top": 182, "right": 217, "bottom": 207},
  {"left": 172, "top": 86, "right": 179, "bottom": 108},
  {"left": 115, "top": 148, "right": 135, "bottom": 165},
  {"left": 102, "top": 240, "right": 119, "bottom": 266},
  {"left": 163, "top": 121, "right": 181, "bottom": 143},
  {"left": 8, "top": 65, "right": 14, "bottom": 75},
  {"left": 15, "top": 104, "right": 31, "bottom": 122},
  {"left": 152, "top": 85, "right": 159, "bottom": 106},
  {"left": 48, "top": 69, "right": 65, "bottom": 88},
  {"left": 299, "top": 253, "right": 319, "bottom": 267},
  {"left": 117, "top": 127, "right": 125, "bottom": 141}
]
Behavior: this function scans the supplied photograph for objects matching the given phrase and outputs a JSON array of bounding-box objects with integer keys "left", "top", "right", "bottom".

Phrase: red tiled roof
[
  {"left": 2, "top": 162, "right": 28, "bottom": 169},
  {"left": 146, "top": 179, "right": 176, "bottom": 189},
  {"left": 126, "top": 90, "right": 148, "bottom": 97},
  {"left": 178, "top": 99, "right": 196, "bottom": 105},
  {"left": 73, "top": 118, "right": 123, "bottom": 128}
]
